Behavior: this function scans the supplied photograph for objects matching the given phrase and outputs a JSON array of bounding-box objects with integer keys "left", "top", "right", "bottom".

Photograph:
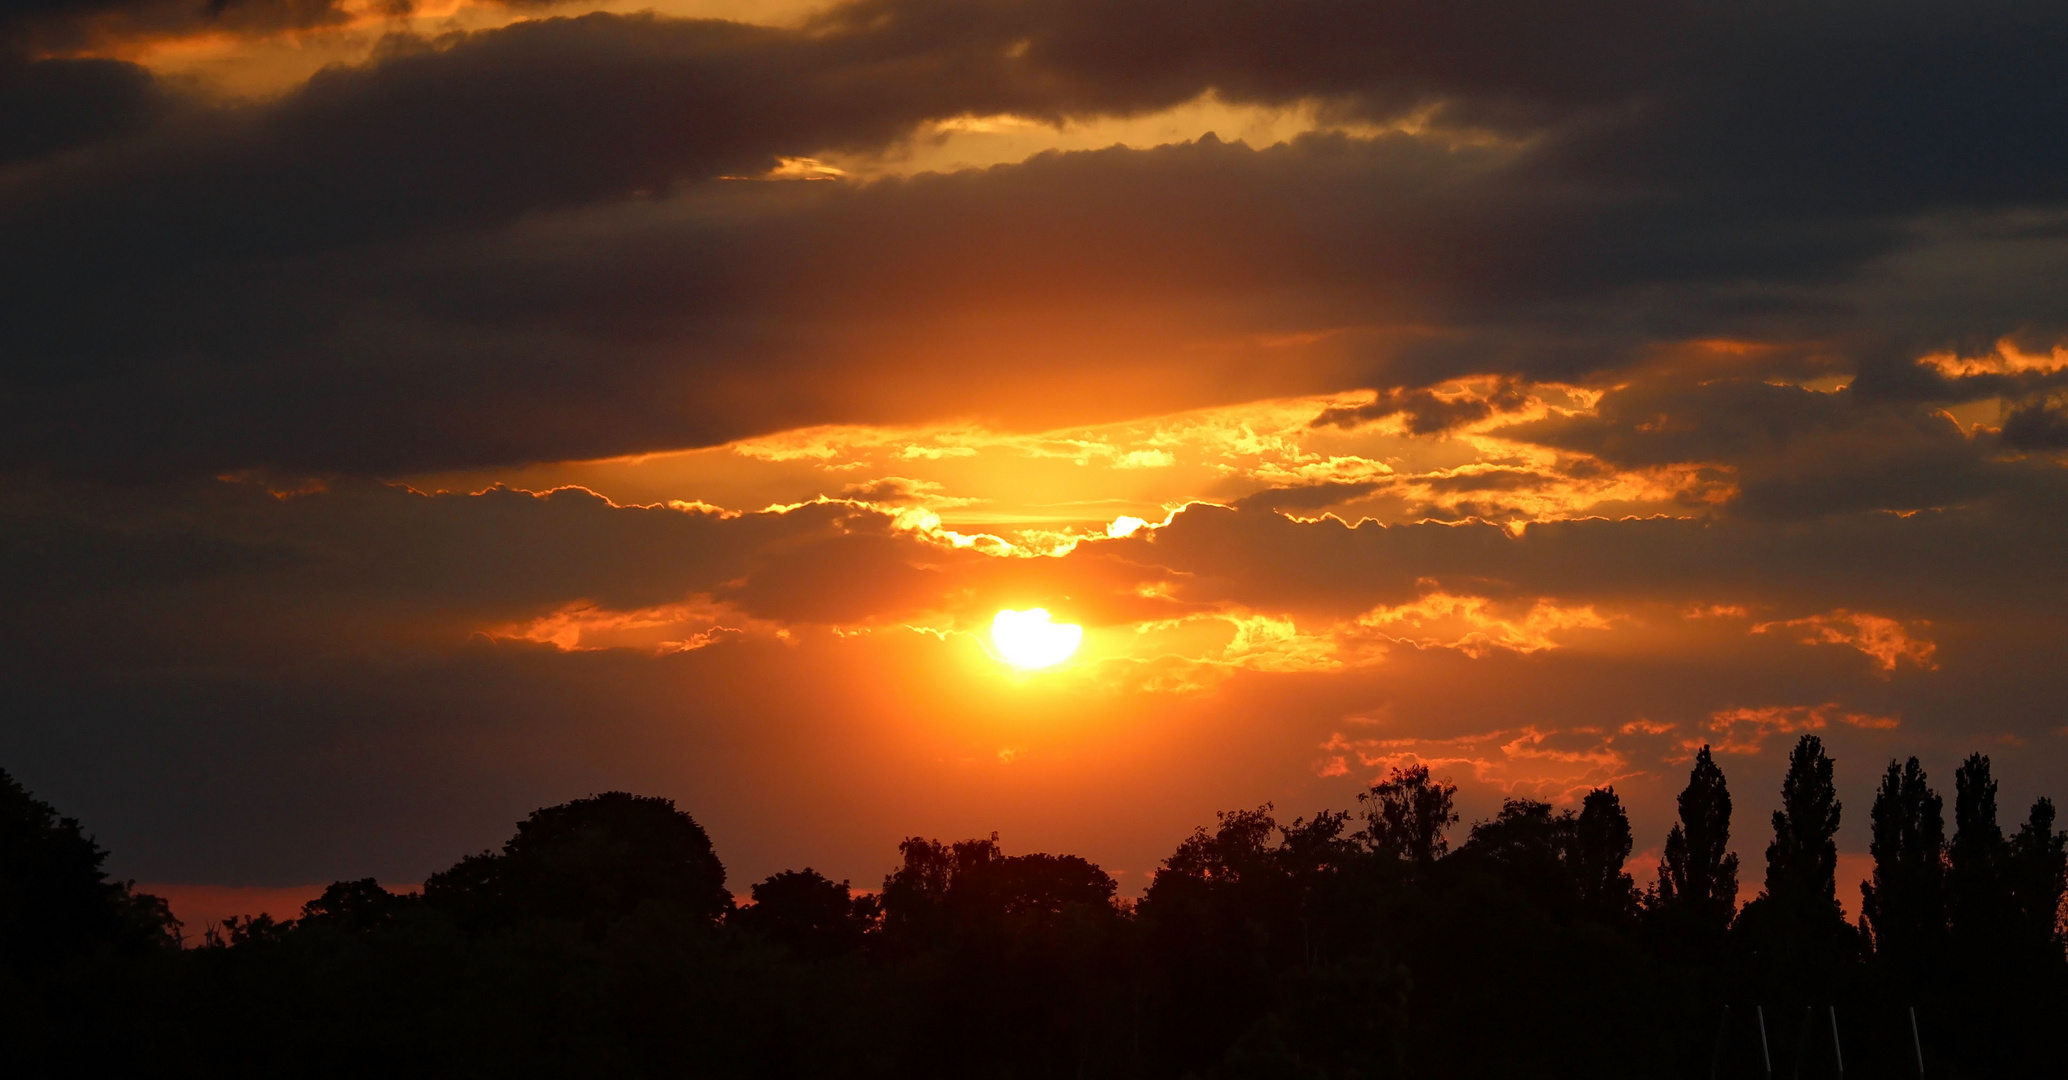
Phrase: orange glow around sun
[{"left": 990, "top": 609, "right": 1083, "bottom": 669}]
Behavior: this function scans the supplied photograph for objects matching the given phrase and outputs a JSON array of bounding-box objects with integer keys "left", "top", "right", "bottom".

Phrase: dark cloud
[
  {"left": 0, "top": 477, "right": 988, "bottom": 678},
  {"left": 1416, "top": 469, "right": 1559, "bottom": 497},
  {"left": 0, "top": 57, "right": 168, "bottom": 164},
  {"left": 2000, "top": 400, "right": 2068, "bottom": 450},
  {"left": 0, "top": 2, "right": 2063, "bottom": 475},
  {"left": 819, "top": 0, "right": 2068, "bottom": 212},
  {"left": 2, "top": 0, "right": 353, "bottom": 51},
  {"left": 1122, "top": 493, "right": 2068, "bottom": 625},
  {"left": 0, "top": 132, "right": 1949, "bottom": 475},
  {"left": 1311, "top": 379, "right": 1528, "bottom": 434},
  {"left": 1496, "top": 374, "right": 2065, "bottom": 519},
  {"left": 839, "top": 476, "right": 947, "bottom": 504},
  {"left": 1234, "top": 481, "right": 1382, "bottom": 514}
]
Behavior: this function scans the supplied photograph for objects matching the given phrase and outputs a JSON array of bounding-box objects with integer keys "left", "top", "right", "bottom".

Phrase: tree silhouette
[
  {"left": 875, "top": 833, "right": 1127, "bottom": 1075},
  {"left": 1764, "top": 735, "right": 1843, "bottom": 917},
  {"left": 295, "top": 877, "right": 406, "bottom": 934},
  {"left": 1358, "top": 764, "right": 1458, "bottom": 865},
  {"left": 953, "top": 851, "right": 1117, "bottom": 922},
  {"left": 2006, "top": 796, "right": 2067, "bottom": 961},
  {"left": 878, "top": 834, "right": 981, "bottom": 946},
  {"left": 880, "top": 833, "right": 1121, "bottom": 947},
  {"left": 1157, "top": 808, "right": 1280, "bottom": 886},
  {"left": 1453, "top": 790, "right": 1638, "bottom": 922},
  {"left": 732, "top": 867, "right": 876, "bottom": 958},
  {"left": 0, "top": 767, "right": 176, "bottom": 972},
  {"left": 1455, "top": 798, "right": 1587, "bottom": 919},
  {"left": 1735, "top": 735, "right": 1858, "bottom": 998},
  {"left": 1140, "top": 806, "right": 1318, "bottom": 1071},
  {"left": 422, "top": 791, "right": 730, "bottom": 934},
  {"left": 1573, "top": 786, "right": 1639, "bottom": 919},
  {"left": 1277, "top": 809, "right": 1359, "bottom": 882},
  {"left": 1650, "top": 745, "right": 1739, "bottom": 937},
  {"left": 1862, "top": 757, "right": 1946, "bottom": 980},
  {"left": 1, "top": 770, "right": 179, "bottom": 1078},
  {"left": 1990, "top": 796, "right": 2068, "bottom": 1080},
  {"left": 1947, "top": 754, "right": 2013, "bottom": 955},
  {"left": 4, "top": 749, "right": 2062, "bottom": 1079},
  {"left": 1458, "top": 799, "right": 1562, "bottom": 852},
  {"left": 1932, "top": 754, "right": 2068, "bottom": 1076}
]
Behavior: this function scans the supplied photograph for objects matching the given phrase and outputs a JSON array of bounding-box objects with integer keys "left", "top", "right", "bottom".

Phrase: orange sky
[{"left": 5, "top": 0, "right": 2068, "bottom": 928}]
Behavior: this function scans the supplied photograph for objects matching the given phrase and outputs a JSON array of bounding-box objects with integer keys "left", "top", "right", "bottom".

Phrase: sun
[{"left": 990, "top": 608, "right": 1083, "bottom": 669}]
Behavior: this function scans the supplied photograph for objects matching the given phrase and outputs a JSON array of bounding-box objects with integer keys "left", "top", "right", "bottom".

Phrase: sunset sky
[{"left": 5, "top": 0, "right": 2066, "bottom": 927}]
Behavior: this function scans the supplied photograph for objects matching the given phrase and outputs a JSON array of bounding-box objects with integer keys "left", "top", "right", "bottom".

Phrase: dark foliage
[
  {"left": 1947, "top": 754, "right": 2013, "bottom": 953},
  {"left": 3, "top": 746, "right": 2063, "bottom": 1079},
  {"left": 0, "top": 767, "right": 176, "bottom": 971},
  {"left": 1863, "top": 756, "right": 1949, "bottom": 982},
  {"left": 1573, "top": 786, "right": 1640, "bottom": 919},
  {"left": 422, "top": 791, "right": 732, "bottom": 936},
  {"left": 2008, "top": 797, "right": 2067, "bottom": 957},
  {"left": 1765, "top": 735, "right": 1843, "bottom": 916},
  {"left": 1, "top": 767, "right": 179, "bottom": 1077},
  {"left": 1650, "top": 745, "right": 1740, "bottom": 945},
  {"left": 1732, "top": 736, "right": 1860, "bottom": 1008},
  {"left": 1357, "top": 764, "right": 1457, "bottom": 865},
  {"left": 731, "top": 868, "right": 876, "bottom": 959}
]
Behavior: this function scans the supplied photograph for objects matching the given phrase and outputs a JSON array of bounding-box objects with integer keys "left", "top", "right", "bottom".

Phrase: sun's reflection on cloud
[{"left": 406, "top": 380, "right": 1713, "bottom": 560}]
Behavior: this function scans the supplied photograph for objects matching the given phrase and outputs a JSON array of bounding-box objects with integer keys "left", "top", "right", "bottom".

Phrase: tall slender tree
[
  {"left": 1931, "top": 757, "right": 2068, "bottom": 1076},
  {"left": 1862, "top": 757, "right": 1947, "bottom": 976},
  {"left": 1572, "top": 786, "right": 1638, "bottom": 918},
  {"left": 1651, "top": 745, "right": 1739, "bottom": 936},
  {"left": 1736, "top": 735, "right": 1859, "bottom": 996},
  {"left": 1764, "top": 734, "right": 1843, "bottom": 917},
  {"left": 1947, "top": 753, "right": 2012, "bottom": 952}
]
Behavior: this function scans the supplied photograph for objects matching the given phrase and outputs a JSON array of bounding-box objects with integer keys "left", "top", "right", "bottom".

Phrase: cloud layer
[{"left": 4, "top": 0, "right": 2067, "bottom": 473}]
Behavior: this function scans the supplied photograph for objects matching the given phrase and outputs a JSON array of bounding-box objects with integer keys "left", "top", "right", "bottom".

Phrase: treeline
[{"left": 1, "top": 737, "right": 2062, "bottom": 1079}]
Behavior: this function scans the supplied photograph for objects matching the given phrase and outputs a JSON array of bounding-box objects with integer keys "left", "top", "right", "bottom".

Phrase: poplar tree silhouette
[
  {"left": 1357, "top": 764, "right": 1458, "bottom": 865},
  {"left": 1940, "top": 754, "right": 2068, "bottom": 1075},
  {"left": 1764, "top": 734, "right": 1843, "bottom": 918},
  {"left": 1650, "top": 745, "right": 1739, "bottom": 937},
  {"left": 1947, "top": 754, "right": 2012, "bottom": 955},
  {"left": 1737, "top": 734, "right": 1857, "bottom": 996},
  {"left": 1862, "top": 757, "right": 1947, "bottom": 981}
]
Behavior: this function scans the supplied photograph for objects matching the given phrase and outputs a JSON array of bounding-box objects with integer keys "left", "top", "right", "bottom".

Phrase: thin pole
[
  {"left": 1829, "top": 1006, "right": 1844, "bottom": 1079},
  {"left": 1909, "top": 1006, "right": 1925, "bottom": 1077},
  {"left": 1710, "top": 1005, "right": 1731, "bottom": 1080},
  {"left": 1757, "top": 1005, "right": 1773, "bottom": 1080}
]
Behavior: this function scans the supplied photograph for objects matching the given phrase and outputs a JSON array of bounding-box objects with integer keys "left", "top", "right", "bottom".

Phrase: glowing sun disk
[{"left": 991, "top": 608, "right": 1083, "bottom": 669}]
